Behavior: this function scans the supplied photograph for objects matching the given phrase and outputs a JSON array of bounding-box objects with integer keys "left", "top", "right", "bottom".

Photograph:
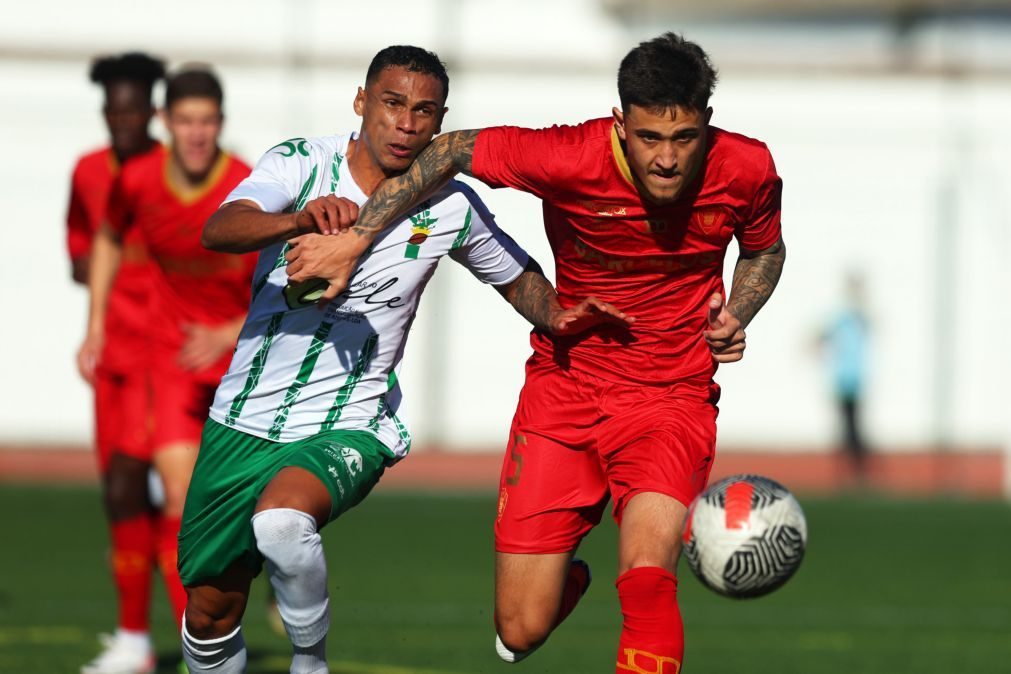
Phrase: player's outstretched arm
[
  {"left": 203, "top": 196, "right": 359, "bottom": 253},
  {"left": 496, "top": 260, "right": 635, "bottom": 335},
  {"left": 285, "top": 130, "right": 481, "bottom": 300},
  {"left": 77, "top": 223, "right": 123, "bottom": 384},
  {"left": 704, "top": 236, "right": 786, "bottom": 363}
]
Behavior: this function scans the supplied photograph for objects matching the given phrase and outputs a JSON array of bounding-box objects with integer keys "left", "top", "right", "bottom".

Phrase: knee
[
  {"left": 494, "top": 605, "right": 553, "bottom": 654},
  {"left": 252, "top": 508, "right": 319, "bottom": 573},
  {"left": 102, "top": 458, "right": 150, "bottom": 519},
  {"left": 184, "top": 588, "right": 242, "bottom": 640}
]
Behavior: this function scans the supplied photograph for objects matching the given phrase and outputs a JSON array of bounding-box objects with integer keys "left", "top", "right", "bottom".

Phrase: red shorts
[
  {"left": 150, "top": 353, "right": 224, "bottom": 450},
  {"left": 94, "top": 366, "right": 153, "bottom": 472},
  {"left": 494, "top": 355, "right": 719, "bottom": 555}
]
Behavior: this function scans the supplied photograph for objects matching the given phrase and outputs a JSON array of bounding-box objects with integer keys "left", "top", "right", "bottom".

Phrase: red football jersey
[
  {"left": 471, "top": 118, "right": 782, "bottom": 386},
  {"left": 106, "top": 146, "right": 255, "bottom": 375},
  {"left": 67, "top": 145, "right": 160, "bottom": 373}
]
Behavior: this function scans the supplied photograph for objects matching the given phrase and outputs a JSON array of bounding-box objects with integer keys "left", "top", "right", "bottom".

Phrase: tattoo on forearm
[
  {"left": 353, "top": 129, "right": 480, "bottom": 239},
  {"left": 727, "top": 239, "right": 786, "bottom": 328},
  {"left": 506, "top": 269, "right": 560, "bottom": 332}
]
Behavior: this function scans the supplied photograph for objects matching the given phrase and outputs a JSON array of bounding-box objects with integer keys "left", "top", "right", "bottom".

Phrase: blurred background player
[
  {"left": 820, "top": 271, "right": 872, "bottom": 484},
  {"left": 78, "top": 64, "right": 255, "bottom": 670},
  {"left": 69, "top": 51, "right": 167, "bottom": 674},
  {"left": 287, "top": 32, "right": 786, "bottom": 674}
]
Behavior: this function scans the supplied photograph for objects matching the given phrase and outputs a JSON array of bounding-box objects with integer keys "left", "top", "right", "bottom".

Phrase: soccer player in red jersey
[
  {"left": 286, "top": 33, "right": 786, "bottom": 672},
  {"left": 78, "top": 66, "right": 255, "bottom": 669},
  {"left": 70, "top": 52, "right": 167, "bottom": 674}
]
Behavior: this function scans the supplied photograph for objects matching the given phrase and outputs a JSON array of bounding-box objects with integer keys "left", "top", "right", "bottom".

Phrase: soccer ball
[{"left": 682, "top": 474, "right": 807, "bottom": 599}]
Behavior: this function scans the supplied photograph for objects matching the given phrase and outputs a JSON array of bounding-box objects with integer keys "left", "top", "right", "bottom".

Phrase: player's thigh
[
  {"left": 94, "top": 367, "right": 153, "bottom": 472},
  {"left": 495, "top": 551, "right": 573, "bottom": 632},
  {"left": 150, "top": 366, "right": 217, "bottom": 453},
  {"left": 269, "top": 430, "right": 395, "bottom": 528},
  {"left": 617, "top": 491, "right": 688, "bottom": 574},
  {"left": 153, "top": 441, "right": 199, "bottom": 516},
  {"left": 254, "top": 466, "right": 332, "bottom": 528},
  {"left": 600, "top": 388, "right": 717, "bottom": 523},
  {"left": 179, "top": 420, "right": 287, "bottom": 587},
  {"left": 495, "top": 363, "right": 607, "bottom": 555}
]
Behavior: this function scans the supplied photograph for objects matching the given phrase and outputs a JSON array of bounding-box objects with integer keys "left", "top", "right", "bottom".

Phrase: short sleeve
[
  {"left": 66, "top": 163, "right": 92, "bottom": 259},
  {"left": 736, "top": 149, "right": 783, "bottom": 252},
  {"left": 223, "top": 139, "right": 309, "bottom": 213},
  {"left": 448, "top": 189, "right": 529, "bottom": 286},
  {"left": 471, "top": 125, "right": 561, "bottom": 200}
]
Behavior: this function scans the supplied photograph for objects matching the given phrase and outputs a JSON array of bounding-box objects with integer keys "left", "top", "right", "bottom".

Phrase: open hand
[
  {"left": 549, "top": 297, "right": 635, "bottom": 336},
  {"left": 703, "top": 292, "right": 746, "bottom": 363},
  {"left": 178, "top": 323, "right": 238, "bottom": 372},
  {"left": 76, "top": 332, "right": 103, "bottom": 385}
]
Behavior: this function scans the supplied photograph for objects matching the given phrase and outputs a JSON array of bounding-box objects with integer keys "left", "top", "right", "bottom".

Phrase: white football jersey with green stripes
[{"left": 207, "top": 133, "right": 529, "bottom": 454}]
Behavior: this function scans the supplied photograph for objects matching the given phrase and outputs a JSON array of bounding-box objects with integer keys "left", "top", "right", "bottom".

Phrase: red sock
[
  {"left": 155, "top": 515, "right": 187, "bottom": 628},
  {"left": 615, "top": 567, "right": 684, "bottom": 674},
  {"left": 109, "top": 515, "right": 155, "bottom": 632}
]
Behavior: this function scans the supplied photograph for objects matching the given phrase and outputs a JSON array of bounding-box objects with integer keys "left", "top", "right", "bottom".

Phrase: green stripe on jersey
[
  {"left": 268, "top": 320, "right": 334, "bottom": 440},
  {"left": 251, "top": 164, "right": 320, "bottom": 298},
  {"left": 450, "top": 206, "right": 473, "bottom": 250},
  {"left": 330, "top": 152, "right": 343, "bottom": 193},
  {"left": 252, "top": 244, "right": 290, "bottom": 298},
  {"left": 226, "top": 312, "right": 285, "bottom": 426},
  {"left": 320, "top": 332, "right": 379, "bottom": 432},
  {"left": 294, "top": 163, "right": 319, "bottom": 211}
]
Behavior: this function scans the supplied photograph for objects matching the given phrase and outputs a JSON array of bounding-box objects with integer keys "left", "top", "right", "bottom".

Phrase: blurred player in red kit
[
  {"left": 78, "top": 65, "right": 254, "bottom": 673},
  {"left": 286, "top": 33, "right": 786, "bottom": 673},
  {"left": 69, "top": 51, "right": 169, "bottom": 674}
]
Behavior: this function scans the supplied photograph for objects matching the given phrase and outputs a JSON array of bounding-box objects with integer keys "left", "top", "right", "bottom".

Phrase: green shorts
[{"left": 178, "top": 418, "right": 396, "bottom": 586}]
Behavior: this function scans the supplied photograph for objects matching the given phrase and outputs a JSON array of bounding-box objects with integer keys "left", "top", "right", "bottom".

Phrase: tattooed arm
[
  {"left": 285, "top": 130, "right": 481, "bottom": 300},
  {"left": 495, "top": 259, "right": 635, "bottom": 335},
  {"left": 704, "top": 237, "right": 786, "bottom": 363}
]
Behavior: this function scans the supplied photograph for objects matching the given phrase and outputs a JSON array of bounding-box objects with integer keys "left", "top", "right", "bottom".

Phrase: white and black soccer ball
[{"left": 682, "top": 474, "right": 807, "bottom": 599}]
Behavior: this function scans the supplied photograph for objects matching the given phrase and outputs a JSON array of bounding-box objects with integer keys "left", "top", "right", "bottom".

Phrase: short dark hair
[
  {"left": 617, "top": 33, "right": 718, "bottom": 113},
  {"left": 165, "top": 66, "right": 224, "bottom": 109},
  {"left": 365, "top": 45, "right": 449, "bottom": 102},
  {"left": 89, "top": 52, "right": 165, "bottom": 101}
]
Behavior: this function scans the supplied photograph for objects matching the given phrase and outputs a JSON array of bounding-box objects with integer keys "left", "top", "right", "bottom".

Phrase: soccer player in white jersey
[{"left": 177, "top": 46, "right": 631, "bottom": 674}]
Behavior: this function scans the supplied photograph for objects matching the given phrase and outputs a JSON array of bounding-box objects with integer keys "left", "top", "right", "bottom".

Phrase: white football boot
[{"left": 81, "top": 631, "right": 156, "bottom": 674}]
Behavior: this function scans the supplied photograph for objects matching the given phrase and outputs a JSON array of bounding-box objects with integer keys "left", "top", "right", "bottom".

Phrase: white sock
[
  {"left": 181, "top": 620, "right": 247, "bottom": 673},
  {"left": 252, "top": 508, "right": 329, "bottom": 674},
  {"left": 495, "top": 634, "right": 538, "bottom": 663}
]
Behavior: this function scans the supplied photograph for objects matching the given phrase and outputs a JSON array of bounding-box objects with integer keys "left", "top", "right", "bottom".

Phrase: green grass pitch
[{"left": 1, "top": 485, "right": 1009, "bottom": 673}]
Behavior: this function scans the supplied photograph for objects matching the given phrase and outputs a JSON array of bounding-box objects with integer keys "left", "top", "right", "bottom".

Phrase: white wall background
[{"left": 0, "top": 0, "right": 1008, "bottom": 452}]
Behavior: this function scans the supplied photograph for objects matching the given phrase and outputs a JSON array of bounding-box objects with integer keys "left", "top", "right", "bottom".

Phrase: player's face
[
  {"left": 163, "top": 97, "right": 224, "bottom": 177},
  {"left": 613, "top": 104, "right": 712, "bottom": 205},
  {"left": 353, "top": 66, "right": 447, "bottom": 175},
  {"left": 103, "top": 80, "right": 154, "bottom": 159}
]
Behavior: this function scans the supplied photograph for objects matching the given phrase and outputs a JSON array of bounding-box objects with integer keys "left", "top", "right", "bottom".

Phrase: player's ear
[
  {"left": 612, "top": 107, "right": 627, "bottom": 141},
  {"left": 353, "top": 87, "right": 366, "bottom": 117},
  {"left": 434, "top": 106, "right": 448, "bottom": 135}
]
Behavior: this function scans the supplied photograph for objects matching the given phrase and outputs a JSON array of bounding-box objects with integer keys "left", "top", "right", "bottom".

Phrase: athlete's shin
[
  {"left": 615, "top": 567, "right": 683, "bottom": 674},
  {"left": 109, "top": 514, "right": 156, "bottom": 632},
  {"left": 155, "top": 513, "right": 188, "bottom": 627}
]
